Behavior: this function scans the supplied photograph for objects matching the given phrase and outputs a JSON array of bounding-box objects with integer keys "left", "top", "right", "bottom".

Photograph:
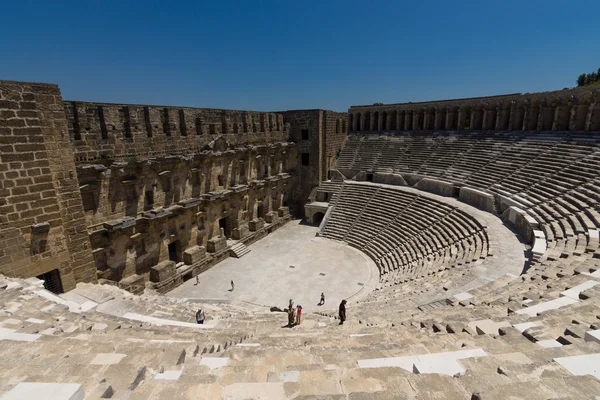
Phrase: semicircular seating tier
[
  {"left": 334, "top": 132, "right": 600, "bottom": 265},
  {"left": 319, "top": 182, "right": 489, "bottom": 281}
]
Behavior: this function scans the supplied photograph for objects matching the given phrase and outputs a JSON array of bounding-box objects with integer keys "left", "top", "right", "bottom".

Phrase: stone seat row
[{"left": 320, "top": 182, "right": 489, "bottom": 283}]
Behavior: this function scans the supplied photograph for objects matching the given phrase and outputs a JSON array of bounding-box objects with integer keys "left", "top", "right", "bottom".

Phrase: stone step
[{"left": 230, "top": 243, "right": 251, "bottom": 258}]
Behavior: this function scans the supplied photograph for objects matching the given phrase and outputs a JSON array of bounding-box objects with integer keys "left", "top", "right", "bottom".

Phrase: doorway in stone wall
[
  {"left": 257, "top": 204, "right": 265, "bottom": 219},
  {"left": 37, "top": 269, "right": 64, "bottom": 294},
  {"left": 219, "top": 217, "right": 232, "bottom": 238},
  {"left": 168, "top": 241, "right": 180, "bottom": 262}
]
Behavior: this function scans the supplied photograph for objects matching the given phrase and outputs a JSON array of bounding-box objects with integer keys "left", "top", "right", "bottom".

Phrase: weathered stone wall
[
  {"left": 281, "top": 110, "right": 348, "bottom": 216},
  {"left": 0, "top": 80, "right": 96, "bottom": 291},
  {"left": 349, "top": 87, "right": 600, "bottom": 133},
  {"left": 322, "top": 111, "right": 348, "bottom": 181},
  {"left": 63, "top": 101, "right": 287, "bottom": 163},
  {"left": 281, "top": 110, "right": 323, "bottom": 216},
  {"left": 78, "top": 141, "right": 295, "bottom": 227}
]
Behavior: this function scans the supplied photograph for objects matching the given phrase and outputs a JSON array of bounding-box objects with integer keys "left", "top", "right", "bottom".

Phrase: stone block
[
  {"left": 328, "top": 169, "right": 345, "bottom": 181},
  {"left": 150, "top": 260, "right": 176, "bottom": 283},
  {"left": 207, "top": 235, "right": 227, "bottom": 253},
  {"left": 531, "top": 230, "right": 546, "bottom": 255},
  {"left": 1, "top": 382, "right": 84, "bottom": 400},
  {"left": 278, "top": 206, "right": 290, "bottom": 217},
  {"left": 373, "top": 172, "right": 408, "bottom": 186},
  {"left": 502, "top": 206, "right": 538, "bottom": 243},
  {"left": 249, "top": 218, "right": 265, "bottom": 232},
  {"left": 232, "top": 224, "right": 250, "bottom": 240},
  {"left": 402, "top": 173, "right": 425, "bottom": 186},
  {"left": 265, "top": 211, "right": 278, "bottom": 224},
  {"left": 415, "top": 178, "right": 455, "bottom": 197},
  {"left": 183, "top": 246, "right": 207, "bottom": 265},
  {"left": 118, "top": 274, "right": 145, "bottom": 295},
  {"left": 459, "top": 187, "right": 495, "bottom": 213}
]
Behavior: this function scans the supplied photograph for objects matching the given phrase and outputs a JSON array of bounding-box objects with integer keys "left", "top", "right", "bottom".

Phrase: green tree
[
  {"left": 577, "top": 73, "right": 587, "bottom": 86},
  {"left": 590, "top": 72, "right": 599, "bottom": 84}
]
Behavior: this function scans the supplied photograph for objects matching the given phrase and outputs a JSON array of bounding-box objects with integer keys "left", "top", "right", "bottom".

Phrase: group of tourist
[
  {"left": 283, "top": 294, "right": 347, "bottom": 327},
  {"left": 286, "top": 299, "right": 303, "bottom": 327},
  {"left": 193, "top": 285, "right": 347, "bottom": 327}
]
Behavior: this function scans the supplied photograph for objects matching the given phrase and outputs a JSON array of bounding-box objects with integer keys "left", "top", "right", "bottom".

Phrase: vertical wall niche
[
  {"left": 195, "top": 116, "right": 203, "bottom": 135},
  {"left": 72, "top": 102, "right": 82, "bottom": 141},
  {"left": 143, "top": 107, "right": 152, "bottom": 137},
  {"left": 98, "top": 105, "right": 108, "bottom": 140},
  {"left": 162, "top": 108, "right": 171, "bottom": 136},
  {"left": 122, "top": 106, "right": 132, "bottom": 139},
  {"left": 179, "top": 110, "right": 187, "bottom": 136}
]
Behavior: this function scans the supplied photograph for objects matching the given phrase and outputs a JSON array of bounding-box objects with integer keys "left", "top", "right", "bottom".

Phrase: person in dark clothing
[
  {"left": 195, "top": 308, "right": 205, "bottom": 324},
  {"left": 338, "top": 300, "right": 347, "bottom": 325},
  {"left": 318, "top": 293, "right": 325, "bottom": 306}
]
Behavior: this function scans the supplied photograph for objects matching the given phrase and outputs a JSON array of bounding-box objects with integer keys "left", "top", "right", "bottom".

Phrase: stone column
[
  {"left": 359, "top": 112, "right": 366, "bottom": 131},
  {"left": 445, "top": 107, "right": 455, "bottom": 130},
  {"left": 378, "top": 112, "right": 384, "bottom": 131},
  {"left": 552, "top": 104, "right": 570, "bottom": 131},
  {"left": 412, "top": 111, "right": 419, "bottom": 130},
  {"left": 506, "top": 102, "right": 516, "bottom": 131},
  {"left": 423, "top": 109, "right": 433, "bottom": 130},
  {"left": 369, "top": 112, "right": 376, "bottom": 131},
  {"left": 482, "top": 106, "right": 492, "bottom": 130},
  {"left": 404, "top": 111, "right": 412, "bottom": 131},
  {"left": 585, "top": 100, "right": 599, "bottom": 132}
]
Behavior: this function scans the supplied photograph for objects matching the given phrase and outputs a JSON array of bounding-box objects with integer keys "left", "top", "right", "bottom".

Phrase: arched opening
[{"left": 313, "top": 212, "right": 325, "bottom": 226}]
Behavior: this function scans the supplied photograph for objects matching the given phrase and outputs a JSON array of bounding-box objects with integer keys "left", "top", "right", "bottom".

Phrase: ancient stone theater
[{"left": 1, "top": 79, "right": 600, "bottom": 399}]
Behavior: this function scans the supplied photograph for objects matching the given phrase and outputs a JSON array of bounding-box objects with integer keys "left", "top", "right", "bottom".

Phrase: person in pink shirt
[{"left": 296, "top": 305, "right": 303, "bottom": 326}]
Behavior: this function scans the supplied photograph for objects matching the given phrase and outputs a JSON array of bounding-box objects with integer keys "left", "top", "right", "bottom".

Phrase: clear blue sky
[{"left": 2, "top": 0, "right": 599, "bottom": 112}]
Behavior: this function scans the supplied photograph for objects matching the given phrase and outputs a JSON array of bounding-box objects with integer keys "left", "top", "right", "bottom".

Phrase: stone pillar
[
  {"left": 457, "top": 109, "right": 467, "bottom": 131},
  {"left": 378, "top": 112, "right": 384, "bottom": 131},
  {"left": 369, "top": 112, "right": 376, "bottom": 131},
  {"left": 412, "top": 111, "right": 420, "bottom": 130},
  {"left": 404, "top": 111, "right": 412, "bottom": 131},
  {"left": 586, "top": 100, "right": 600, "bottom": 132},
  {"left": 397, "top": 110, "right": 404, "bottom": 131},
  {"left": 570, "top": 101, "right": 589, "bottom": 131},
  {"left": 552, "top": 105, "right": 570, "bottom": 131},
  {"left": 359, "top": 112, "right": 366, "bottom": 131},
  {"left": 445, "top": 107, "right": 455, "bottom": 130},
  {"left": 537, "top": 105, "right": 547, "bottom": 131},
  {"left": 423, "top": 109, "right": 433, "bottom": 130}
]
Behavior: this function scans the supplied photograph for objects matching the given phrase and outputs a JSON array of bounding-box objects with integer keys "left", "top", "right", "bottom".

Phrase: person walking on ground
[
  {"left": 338, "top": 300, "right": 347, "bottom": 325},
  {"left": 318, "top": 293, "right": 325, "bottom": 306},
  {"left": 296, "top": 305, "right": 302, "bottom": 326},
  {"left": 289, "top": 298, "right": 294, "bottom": 310},
  {"left": 195, "top": 276, "right": 200, "bottom": 285},
  {"left": 196, "top": 308, "right": 205, "bottom": 325},
  {"left": 230, "top": 280, "right": 235, "bottom": 291},
  {"left": 287, "top": 306, "right": 296, "bottom": 327}
]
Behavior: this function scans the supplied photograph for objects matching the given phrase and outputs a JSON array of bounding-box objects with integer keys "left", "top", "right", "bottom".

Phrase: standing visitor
[
  {"left": 318, "top": 293, "right": 325, "bottom": 306},
  {"left": 296, "top": 305, "right": 302, "bottom": 325},
  {"left": 287, "top": 306, "right": 295, "bottom": 327},
  {"left": 338, "top": 300, "right": 346, "bottom": 325},
  {"left": 196, "top": 308, "right": 205, "bottom": 324},
  {"left": 230, "top": 280, "right": 235, "bottom": 291},
  {"left": 195, "top": 275, "right": 200, "bottom": 285}
]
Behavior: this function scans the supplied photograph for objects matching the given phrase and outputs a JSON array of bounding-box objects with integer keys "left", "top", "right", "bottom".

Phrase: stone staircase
[
  {"left": 4, "top": 271, "right": 600, "bottom": 398},
  {"left": 229, "top": 242, "right": 251, "bottom": 258}
]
